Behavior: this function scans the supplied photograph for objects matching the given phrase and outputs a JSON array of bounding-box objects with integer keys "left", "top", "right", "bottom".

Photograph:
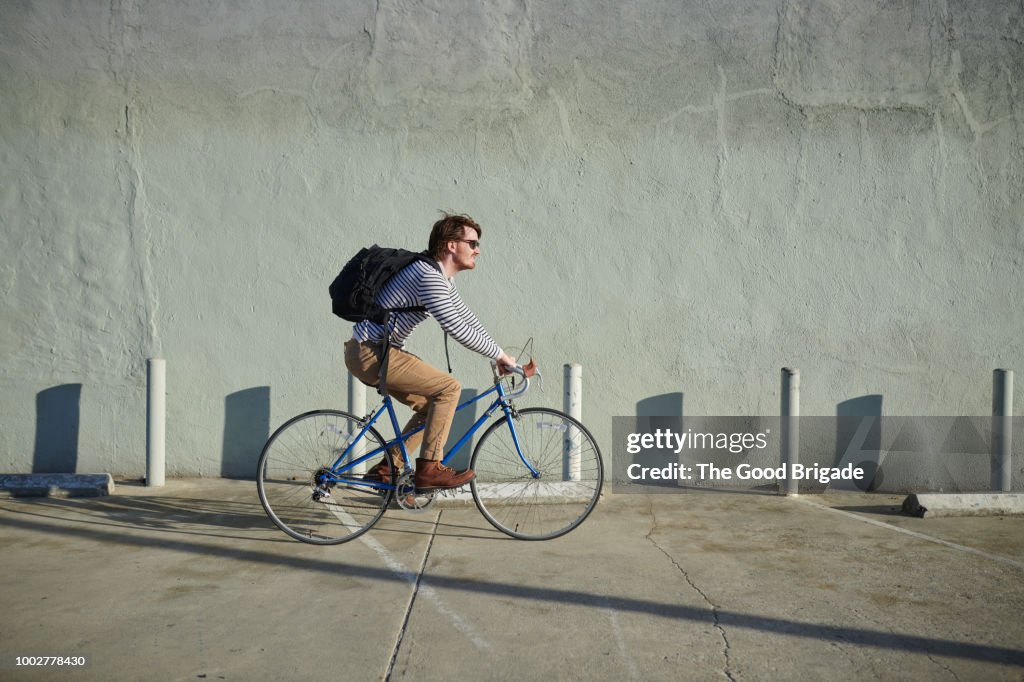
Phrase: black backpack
[{"left": 329, "top": 245, "right": 440, "bottom": 323}]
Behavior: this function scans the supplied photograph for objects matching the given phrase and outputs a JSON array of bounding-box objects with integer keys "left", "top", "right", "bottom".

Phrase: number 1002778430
[{"left": 12, "top": 656, "right": 89, "bottom": 667}]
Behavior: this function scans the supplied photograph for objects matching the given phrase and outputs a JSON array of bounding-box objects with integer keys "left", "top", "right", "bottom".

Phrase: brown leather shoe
[
  {"left": 363, "top": 454, "right": 402, "bottom": 485},
  {"left": 414, "top": 458, "right": 475, "bottom": 490}
]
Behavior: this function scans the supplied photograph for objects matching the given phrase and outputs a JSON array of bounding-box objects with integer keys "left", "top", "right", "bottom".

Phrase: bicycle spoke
[
  {"left": 257, "top": 410, "right": 393, "bottom": 544},
  {"left": 471, "top": 408, "right": 603, "bottom": 540}
]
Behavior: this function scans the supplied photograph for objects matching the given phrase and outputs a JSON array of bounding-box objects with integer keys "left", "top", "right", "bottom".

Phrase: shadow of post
[
  {"left": 222, "top": 387, "right": 270, "bottom": 479},
  {"left": 444, "top": 388, "right": 479, "bottom": 470},
  {"left": 632, "top": 392, "right": 685, "bottom": 489},
  {"left": 636, "top": 393, "right": 685, "bottom": 429},
  {"left": 835, "top": 395, "right": 884, "bottom": 491},
  {"left": 33, "top": 384, "right": 82, "bottom": 473}
]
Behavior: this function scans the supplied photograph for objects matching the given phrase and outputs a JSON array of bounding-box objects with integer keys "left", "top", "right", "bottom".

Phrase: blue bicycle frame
[{"left": 324, "top": 377, "right": 539, "bottom": 491}]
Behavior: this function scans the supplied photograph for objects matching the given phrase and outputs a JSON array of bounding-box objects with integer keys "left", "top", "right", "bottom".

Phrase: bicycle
[{"left": 256, "top": 333, "right": 603, "bottom": 545}]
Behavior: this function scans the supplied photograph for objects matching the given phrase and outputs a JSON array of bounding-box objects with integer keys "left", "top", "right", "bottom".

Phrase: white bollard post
[
  {"left": 564, "top": 364, "right": 582, "bottom": 481},
  {"left": 348, "top": 373, "right": 368, "bottom": 474},
  {"left": 781, "top": 367, "right": 799, "bottom": 496},
  {"left": 146, "top": 358, "right": 166, "bottom": 487},
  {"left": 993, "top": 369, "right": 1014, "bottom": 492}
]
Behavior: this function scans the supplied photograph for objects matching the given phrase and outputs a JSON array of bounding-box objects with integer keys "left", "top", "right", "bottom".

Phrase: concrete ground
[{"left": 1, "top": 480, "right": 1023, "bottom": 681}]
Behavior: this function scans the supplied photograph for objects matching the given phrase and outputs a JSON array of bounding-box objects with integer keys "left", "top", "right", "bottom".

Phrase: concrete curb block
[
  {"left": 901, "top": 492, "right": 1024, "bottom": 518},
  {"left": 0, "top": 474, "right": 115, "bottom": 498}
]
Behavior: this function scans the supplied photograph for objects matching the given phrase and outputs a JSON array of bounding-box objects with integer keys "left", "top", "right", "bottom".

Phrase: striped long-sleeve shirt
[{"left": 352, "top": 259, "right": 503, "bottom": 359}]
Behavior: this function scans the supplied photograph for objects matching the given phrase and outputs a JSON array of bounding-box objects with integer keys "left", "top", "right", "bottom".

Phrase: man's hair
[{"left": 428, "top": 212, "right": 481, "bottom": 260}]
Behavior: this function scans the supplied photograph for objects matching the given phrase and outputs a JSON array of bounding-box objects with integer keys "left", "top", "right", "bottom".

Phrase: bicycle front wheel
[
  {"left": 470, "top": 407, "right": 603, "bottom": 540},
  {"left": 257, "top": 409, "right": 393, "bottom": 544}
]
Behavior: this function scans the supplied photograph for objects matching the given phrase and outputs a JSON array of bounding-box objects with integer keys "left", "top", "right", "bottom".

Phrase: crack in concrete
[
  {"left": 122, "top": 103, "right": 160, "bottom": 357},
  {"left": 365, "top": 0, "right": 381, "bottom": 62},
  {"left": 659, "top": 0, "right": 1015, "bottom": 191},
  {"left": 110, "top": 0, "right": 160, "bottom": 359},
  {"left": 850, "top": 599, "right": 960, "bottom": 678},
  {"left": 644, "top": 498, "right": 736, "bottom": 682},
  {"left": 713, "top": 65, "right": 730, "bottom": 222},
  {"left": 926, "top": 652, "right": 962, "bottom": 681},
  {"left": 383, "top": 510, "right": 490, "bottom": 680},
  {"left": 770, "top": 0, "right": 990, "bottom": 125},
  {"left": 932, "top": 110, "right": 947, "bottom": 215},
  {"left": 385, "top": 511, "right": 440, "bottom": 681}
]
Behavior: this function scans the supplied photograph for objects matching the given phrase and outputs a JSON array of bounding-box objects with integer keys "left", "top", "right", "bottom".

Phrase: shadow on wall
[
  {"left": 33, "top": 384, "right": 82, "bottom": 473},
  {"left": 834, "top": 395, "right": 884, "bottom": 491},
  {"left": 222, "top": 387, "right": 270, "bottom": 479},
  {"left": 637, "top": 393, "right": 684, "bottom": 422},
  {"left": 633, "top": 392, "right": 685, "bottom": 489},
  {"left": 444, "top": 388, "right": 479, "bottom": 470}
]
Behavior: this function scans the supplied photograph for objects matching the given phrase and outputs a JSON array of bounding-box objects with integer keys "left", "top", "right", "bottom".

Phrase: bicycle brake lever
[
  {"left": 491, "top": 360, "right": 543, "bottom": 394},
  {"left": 518, "top": 360, "right": 544, "bottom": 392}
]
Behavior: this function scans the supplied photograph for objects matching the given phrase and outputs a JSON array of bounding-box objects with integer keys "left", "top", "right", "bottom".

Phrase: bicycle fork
[{"left": 499, "top": 403, "right": 542, "bottom": 479}]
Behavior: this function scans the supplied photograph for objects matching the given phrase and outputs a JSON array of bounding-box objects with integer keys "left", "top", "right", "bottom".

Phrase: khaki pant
[{"left": 344, "top": 339, "right": 461, "bottom": 462}]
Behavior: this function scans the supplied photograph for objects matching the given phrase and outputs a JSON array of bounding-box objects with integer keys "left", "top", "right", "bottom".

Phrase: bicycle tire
[
  {"left": 256, "top": 409, "right": 394, "bottom": 544},
  {"left": 470, "top": 407, "right": 603, "bottom": 540}
]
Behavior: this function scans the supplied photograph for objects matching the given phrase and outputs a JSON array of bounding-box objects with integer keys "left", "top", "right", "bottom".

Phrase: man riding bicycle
[{"left": 344, "top": 213, "right": 517, "bottom": 490}]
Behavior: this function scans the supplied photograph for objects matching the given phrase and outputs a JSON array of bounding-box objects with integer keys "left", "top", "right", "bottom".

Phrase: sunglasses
[{"left": 454, "top": 239, "right": 481, "bottom": 249}]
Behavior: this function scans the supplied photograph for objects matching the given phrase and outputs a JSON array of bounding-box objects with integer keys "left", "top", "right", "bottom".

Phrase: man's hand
[{"left": 496, "top": 351, "right": 517, "bottom": 374}]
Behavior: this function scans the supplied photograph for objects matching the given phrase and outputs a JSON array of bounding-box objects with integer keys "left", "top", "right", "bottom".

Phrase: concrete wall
[{"left": 2, "top": 1, "right": 1022, "bottom": 485}]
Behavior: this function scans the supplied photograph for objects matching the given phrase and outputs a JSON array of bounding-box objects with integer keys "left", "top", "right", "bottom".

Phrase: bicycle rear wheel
[
  {"left": 470, "top": 407, "right": 603, "bottom": 540},
  {"left": 257, "top": 409, "right": 393, "bottom": 544}
]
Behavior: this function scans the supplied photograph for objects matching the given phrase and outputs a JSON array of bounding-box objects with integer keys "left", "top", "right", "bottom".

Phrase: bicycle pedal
[{"left": 415, "top": 486, "right": 458, "bottom": 494}]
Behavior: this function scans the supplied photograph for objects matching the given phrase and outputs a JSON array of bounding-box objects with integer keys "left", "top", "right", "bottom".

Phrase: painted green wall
[{"left": 2, "top": 2, "right": 1022, "bottom": 482}]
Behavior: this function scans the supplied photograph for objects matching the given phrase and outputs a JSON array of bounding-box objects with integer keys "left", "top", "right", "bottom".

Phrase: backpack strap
[{"left": 377, "top": 313, "right": 395, "bottom": 397}]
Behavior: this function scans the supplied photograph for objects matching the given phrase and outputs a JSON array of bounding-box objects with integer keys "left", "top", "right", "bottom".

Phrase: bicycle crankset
[{"left": 394, "top": 471, "right": 438, "bottom": 512}]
